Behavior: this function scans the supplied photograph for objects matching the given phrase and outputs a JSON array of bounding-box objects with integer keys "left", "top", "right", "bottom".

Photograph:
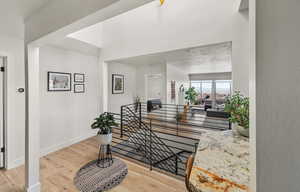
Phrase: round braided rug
[{"left": 74, "top": 158, "right": 128, "bottom": 192}]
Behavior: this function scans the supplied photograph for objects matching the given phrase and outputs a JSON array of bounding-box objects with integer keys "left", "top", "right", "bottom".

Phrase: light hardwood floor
[{"left": 0, "top": 136, "right": 187, "bottom": 192}]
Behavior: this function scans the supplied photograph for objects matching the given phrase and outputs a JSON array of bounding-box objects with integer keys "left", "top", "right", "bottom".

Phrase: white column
[
  {"left": 102, "top": 61, "right": 108, "bottom": 112},
  {"left": 25, "top": 45, "right": 41, "bottom": 192},
  {"left": 249, "top": 0, "right": 256, "bottom": 191}
]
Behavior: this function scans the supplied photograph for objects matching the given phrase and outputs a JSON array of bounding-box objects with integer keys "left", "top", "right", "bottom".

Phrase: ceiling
[
  {"left": 0, "top": 0, "right": 50, "bottom": 38},
  {"left": 3, "top": 0, "right": 50, "bottom": 19},
  {"left": 111, "top": 53, "right": 167, "bottom": 66},
  {"left": 47, "top": 37, "right": 100, "bottom": 57},
  {"left": 111, "top": 42, "right": 232, "bottom": 67},
  {"left": 68, "top": 23, "right": 103, "bottom": 48}
]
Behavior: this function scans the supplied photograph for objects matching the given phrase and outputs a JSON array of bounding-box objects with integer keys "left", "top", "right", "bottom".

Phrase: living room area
[
  {"left": 0, "top": 0, "right": 253, "bottom": 191},
  {"left": 106, "top": 42, "right": 234, "bottom": 134},
  {"left": 103, "top": 38, "right": 249, "bottom": 188},
  {"left": 3, "top": 0, "right": 299, "bottom": 191}
]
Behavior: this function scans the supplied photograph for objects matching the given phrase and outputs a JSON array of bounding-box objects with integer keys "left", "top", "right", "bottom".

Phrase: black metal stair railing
[
  {"left": 123, "top": 102, "right": 231, "bottom": 137},
  {"left": 121, "top": 105, "right": 184, "bottom": 174},
  {"left": 109, "top": 102, "right": 231, "bottom": 177},
  {"left": 109, "top": 105, "right": 199, "bottom": 177}
]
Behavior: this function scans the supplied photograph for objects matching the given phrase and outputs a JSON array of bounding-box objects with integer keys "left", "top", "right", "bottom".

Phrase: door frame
[
  {"left": 145, "top": 73, "right": 163, "bottom": 102},
  {"left": 0, "top": 53, "right": 8, "bottom": 169}
]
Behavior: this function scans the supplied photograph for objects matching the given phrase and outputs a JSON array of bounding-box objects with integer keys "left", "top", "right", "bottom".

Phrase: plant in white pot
[
  {"left": 224, "top": 91, "right": 249, "bottom": 137},
  {"left": 91, "top": 113, "right": 118, "bottom": 145}
]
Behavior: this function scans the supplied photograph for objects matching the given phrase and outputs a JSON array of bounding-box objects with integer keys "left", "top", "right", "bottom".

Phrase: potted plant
[
  {"left": 91, "top": 113, "right": 118, "bottom": 145},
  {"left": 185, "top": 87, "right": 198, "bottom": 105},
  {"left": 224, "top": 91, "right": 249, "bottom": 137}
]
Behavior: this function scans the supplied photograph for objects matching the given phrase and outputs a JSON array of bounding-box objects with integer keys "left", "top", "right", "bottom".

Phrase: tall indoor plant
[
  {"left": 91, "top": 113, "right": 118, "bottom": 144},
  {"left": 185, "top": 87, "right": 198, "bottom": 105},
  {"left": 224, "top": 91, "right": 249, "bottom": 137}
]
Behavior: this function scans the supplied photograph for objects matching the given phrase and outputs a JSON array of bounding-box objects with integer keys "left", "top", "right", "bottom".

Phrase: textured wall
[{"left": 256, "top": 0, "right": 300, "bottom": 191}]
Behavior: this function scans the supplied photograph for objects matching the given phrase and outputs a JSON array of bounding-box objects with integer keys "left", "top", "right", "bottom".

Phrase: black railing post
[
  {"left": 139, "top": 102, "right": 142, "bottom": 129},
  {"left": 144, "top": 105, "right": 147, "bottom": 167},
  {"left": 175, "top": 155, "right": 178, "bottom": 175},
  {"left": 176, "top": 105, "right": 179, "bottom": 136},
  {"left": 121, "top": 106, "right": 124, "bottom": 138},
  {"left": 150, "top": 119, "right": 153, "bottom": 171}
]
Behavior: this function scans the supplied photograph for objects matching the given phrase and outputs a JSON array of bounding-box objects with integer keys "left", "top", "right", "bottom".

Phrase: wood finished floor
[{"left": 0, "top": 136, "right": 187, "bottom": 192}]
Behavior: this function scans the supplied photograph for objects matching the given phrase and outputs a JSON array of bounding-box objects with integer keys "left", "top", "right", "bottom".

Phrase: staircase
[
  {"left": 109, "top": 103, "right": 199, "bottom": 177},
  {"left": 120, "top": 106, "right": 183, "bottom": 175},
  {"left": 109, "top": 101, "right": 231, "bottom": 177}
]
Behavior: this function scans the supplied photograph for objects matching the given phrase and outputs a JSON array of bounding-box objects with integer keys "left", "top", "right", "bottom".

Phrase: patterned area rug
[{"left": 74, "top": 158, "right": 128, "bottom": 192}]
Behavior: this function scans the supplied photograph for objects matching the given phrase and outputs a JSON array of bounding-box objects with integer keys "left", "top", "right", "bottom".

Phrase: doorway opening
[{"left": 145, "top": 74, "right": 163, "bottom": 102}]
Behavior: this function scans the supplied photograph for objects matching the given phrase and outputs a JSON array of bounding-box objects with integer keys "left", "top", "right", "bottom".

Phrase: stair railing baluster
[
  {"left": 175, "top": 155, "right": 178, "bottom": 175},
  {"left": 176, "top": 104, "right": 179, "bottom": 136},
  {"left": 139, "top": 102, "right": 142, "bottom": 129},
  {"left": 115, "top": 104, "right": 189, "bottom": 176},
  {"left": 121, "top": 106, "right": 124, "bottom": 138},
  {"left": 150, "top": 119, "right": 153, "bottom": 171}
]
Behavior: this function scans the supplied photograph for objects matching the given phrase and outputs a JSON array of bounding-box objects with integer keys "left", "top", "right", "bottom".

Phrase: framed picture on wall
[
  {"left": 112, "top": 74, "right": 124, "bottom": 94},
  {"left": 74, "top": 84, "right": 85, "bottom": 93},
  {"left": 48, "top": 72, "right": 71, "bottom": 91},
  {"left": 74, "top": 73, "right": 85, "bottom": 83}
]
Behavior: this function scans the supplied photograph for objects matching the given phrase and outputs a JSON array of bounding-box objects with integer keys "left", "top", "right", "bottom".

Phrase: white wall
[
  {"left": 101, "top": 0, "right": 249, "bottom": 96},
  {"left": 39, "top": 46, "right": 101, "bottom": 157},
  {"left": 49, "top": 38, "right": 100, "bottom": 57},
  {"left": 23, "top": 0, "right": 155, "bottom": 190},
  {"left": 106, "top": 62, "right": 166, "bottom": 112},
  {"left": 0, "top": 35, "right": 26, "bottom": 169},
  {"left": 69, "top": 0, "right": 249, "bottom": 107},
  {"left": 0, "top": 2, "right": 24, "bottom": 40},
  {"left": 25, "top": 0, "right": 154, "bottom": 43},
  {"left": 232, "top": 10, "right": 249, "bottom": 95},
  {"left": 135, "top": 63, "right": 166, "bottom": 103},
  {"left": 107, "top": 62, "right": 136, "bottom": 113},
  {"left": 166, "top": 63, "right": 189, "bottom": 104},
  {"left": 256, "top": 0, "right": 300, "bottom": 191},
  {"left": 102, "top": 0, "right": 238, "bottom": 60},
  {"left": 0, "top": 0, "right": 27, "bottom": 169},
  {"left": 68, "top": 23, "right": 103, "bottom": 48}
]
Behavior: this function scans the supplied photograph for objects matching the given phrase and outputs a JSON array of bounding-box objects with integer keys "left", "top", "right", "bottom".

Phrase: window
[
  {"left": 191, "top": 81, "right": 202, "bottom": 95},
  {"left": 216, "top": 80, "right": 231, "bottom": 104},
  {"left": 202, "top": 80, "right": 213, "bottom": 100},
  {"left": 190, "top": 80, "right": 232, "bottom": 106}
]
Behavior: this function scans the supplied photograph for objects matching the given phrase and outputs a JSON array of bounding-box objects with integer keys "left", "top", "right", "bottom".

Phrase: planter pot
[
  {"left": 237, "top": 125, "right": 249, "bottom": 138},
  {"left": 97, "top": 133, "right": 112, "bottom": 145}
]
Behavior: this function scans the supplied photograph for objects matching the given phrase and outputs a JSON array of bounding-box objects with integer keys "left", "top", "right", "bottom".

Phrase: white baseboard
[
  {"left": 7, "top": 131, "right": 96, "bottom": 169},
  {"left": 8, "top": 157, "right": 24, "bottom": 169},
  {"left": 25, "top": 182, "right": 41, "bottom": 192},
  {"left": 40, "top": 131, "right": 96, "bottom": 157}
]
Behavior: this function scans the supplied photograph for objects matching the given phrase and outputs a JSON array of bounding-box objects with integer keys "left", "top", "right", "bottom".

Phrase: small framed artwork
[
  {"left": 112, "top": 74, "right": 124, "bottom": 94},
  {"left": 74, "top": 84, "right": 85, "bottom": 93},
  {"left": 48, "top": 72, "right": 71, "bottom": 91},
  {"left": 74, "top": 73, "right": 85, "bottom": 83}
]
